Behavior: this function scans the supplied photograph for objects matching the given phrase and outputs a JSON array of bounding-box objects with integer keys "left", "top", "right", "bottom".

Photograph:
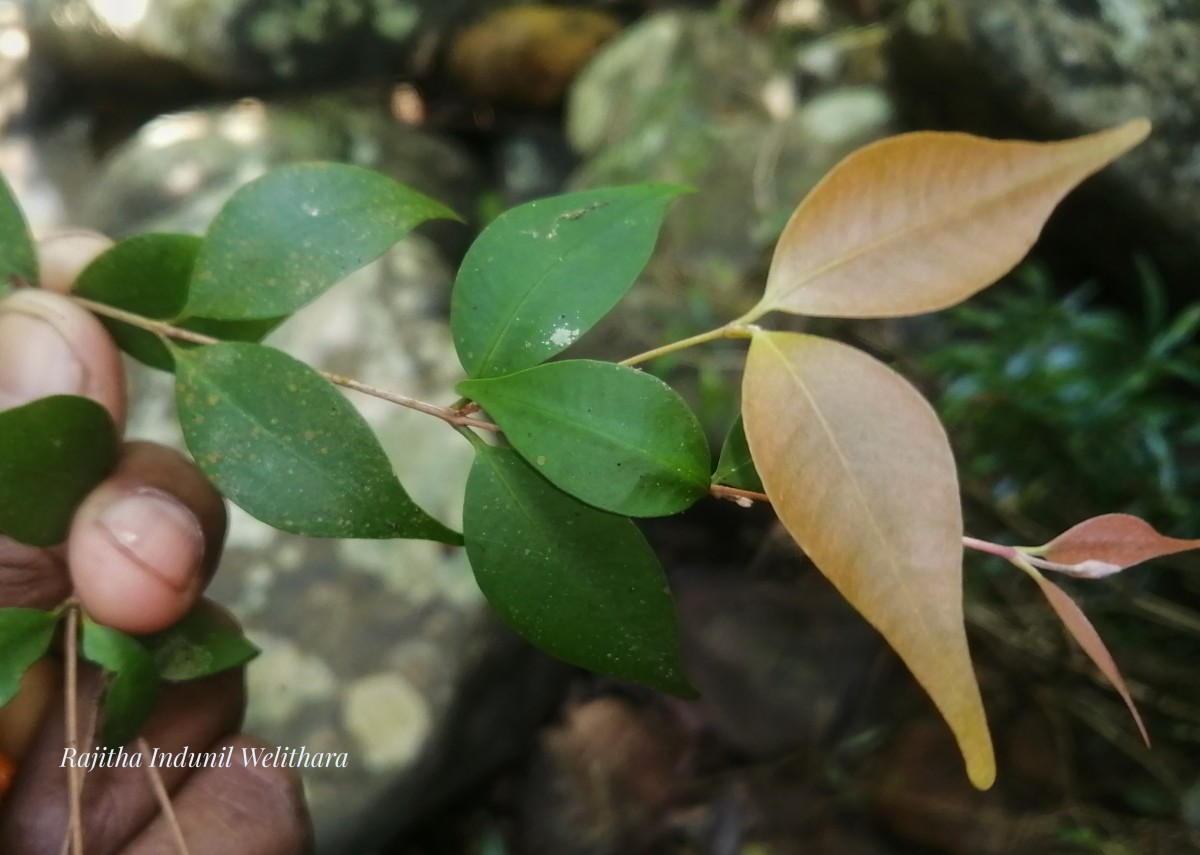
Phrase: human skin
[{"left": 0, "top": 231, "right": 313, "bottom": 854}]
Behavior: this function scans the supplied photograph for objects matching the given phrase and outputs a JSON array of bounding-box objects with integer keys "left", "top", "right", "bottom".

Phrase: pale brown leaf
[
  {"left": 1024, "top": 567, "right": 1150, "bottom": 747},
  {"left": 752, "top": 120, "right": 1150, "bottom": 320},
  {"left": 1039, "top": 513, "right": 1200, "bottom": 569},
  {"left": 742, "top": 331, "right": 994, "bottom": 788}
]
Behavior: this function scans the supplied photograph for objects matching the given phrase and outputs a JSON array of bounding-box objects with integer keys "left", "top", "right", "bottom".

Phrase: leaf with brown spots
[{"left": 173, "top": 342, "right": 460, "bottom": 543}]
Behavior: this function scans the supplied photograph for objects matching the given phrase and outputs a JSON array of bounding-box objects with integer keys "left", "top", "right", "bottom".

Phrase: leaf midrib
[
  {"left": 765, "top": 143, "right": 1101, "bottom": 311},
  {"left": 183, "top": 357, "right": 404, "bottom": 516},
  {"left": 471, "top": 195, "right": 657, "bottom": 377},
  {"left": 759, "top": 334, "right": 943, "bottom": 649},
  {"left": 469, "top": 377, "right": 706, "bottom": 494}
]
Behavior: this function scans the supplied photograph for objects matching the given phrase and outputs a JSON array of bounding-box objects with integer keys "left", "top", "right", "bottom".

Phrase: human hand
[{"left": 0, "top": 232, "right": 312, "bottom": 854}]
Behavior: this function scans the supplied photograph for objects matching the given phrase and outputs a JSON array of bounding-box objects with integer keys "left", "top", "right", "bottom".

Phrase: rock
[
  {"left": 83, "top": 107, "right": 567, "bottom": 850},
  {"left": 447, "top": 5, "right": 622, "bottom": 109},
  {"left": 566, "top": 11, "right": 779, "bottom": 161},
  {"left": 674, "top": 560, "right": 883, "bottom": 757},
  {"left": 0, "top": 2, "right": 100, "bottom": 236},
  {"left": 27, "top": 0, "right": 497, "bottom": 90},
  {"left": 492, "top": 126, "right": 579, "bottom": 207},
  {"left": 793, "top": 21, "right": 891, "bottom": 89},
  {"left": 78, "top": 94, "right": 483, "bottom": 255},
  {"left": 516, "top": 696, "right": 688, "bottom": 855},
  {"left": 892, "top": 0, "right": 1200, "bottom": 296},
  {"left": 0, "top": 1, "right": 31, "bottom": 132},
  {"left": 0, "top": 116, "right": 96, "bottom": 238}
]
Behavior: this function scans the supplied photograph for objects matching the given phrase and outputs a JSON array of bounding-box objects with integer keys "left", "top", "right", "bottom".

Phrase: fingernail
[
  {"left": 97, "top": 490, "right": 203, "bottom": 592},
  {"left": 0, "top": 308, "right": 86, "bottom": 411}
]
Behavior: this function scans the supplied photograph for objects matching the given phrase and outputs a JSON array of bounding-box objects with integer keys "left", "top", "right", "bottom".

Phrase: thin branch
[
  {"left": 961, "top": 535, "right": 1021, "bottom": 562},
  {"left": 71, "top": 298, "right": 219, "bottom": 347},
  {"left": 619, "top": 323, "right": 756, "bottom": 368},
  {"left": 63, "top": 602, "right": 83, "bottom": 855},
  {"left": 961, "top": 535, "right": 1116, "bottom": 578},
  {"left": 139, "top": 740, "right": 192, "bottom": 855},
  {"left": 710, "top": 484, "right": 769, "bottom": 507},
  {"left": 72, "top": 297, "right": 501, "bottom": 433},
  {"left": 318, "top": 370, "right": 500, "bottom": 432}
]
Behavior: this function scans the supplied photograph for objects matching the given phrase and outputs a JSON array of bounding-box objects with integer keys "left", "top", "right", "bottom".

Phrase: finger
[
  {"left": 0, "top": 289, "right": 125, "bottom": 427},
  {"left": 124, "top": 735, "right": 313, "bottom": 855},
  {"left": 0, "top": 665, "right": 244, "bottom": 855},
  {"left": 34, "top": 230, "right": 112, "bottom": 296},
  {"left": 68, "top": 442, "right": 227, "bottom": 635}
]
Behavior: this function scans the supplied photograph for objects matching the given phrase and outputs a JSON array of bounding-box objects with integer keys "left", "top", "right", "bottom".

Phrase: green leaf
[
  {"left": 458, "top": 360, "right": 709, "bottom": 516},
  {"left": 81, "top": 618, "right": 159, "bottom": 747},
  {"left": 141, "top": 605, "right": 259, "bottom": 682},
  {"left": 463, "top": 444, "right": 694, "bottom": 696},
  {"left": 180, "top": 315, "right": 284, "bottom": 343},
  {"left": 129, "top": 315, "right": 290, "bottom": 373},
  {"left": 0, "top": 173, "right": 37, "bottom": 293},
  {"left": 186, "top": 163, "right": 457, "bottom": 320},
  {"left": 451, "top": 184, "right": 686, "bottom": 378},
  {"left": 75, "top": 233, "right": 198, "bottom": 318},
  {"left": 0, "top": 396, "right": 118, "bottom": 546},
  {"left": 111, "top": 315, "right": 286, "bottom": 374},
  {"left": 712, "top": 415, "right": 763, "bottom": 492},
  {"left": 0, "top": 609, "right": 59, "bottom": 707},
  {"left": 74, "top": 233, "right": 200, "bottom": 370},
  {"left": 174, "top": 342, "right": 460, "bottom": 543},
  {"left": 69, "top": 233, "right": 284, "bottom": 370}
]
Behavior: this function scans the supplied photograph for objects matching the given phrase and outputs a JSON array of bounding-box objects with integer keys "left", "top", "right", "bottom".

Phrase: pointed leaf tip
[
  {"left": 1038, "top": 513, "right": 1200, "bottom": 570},
  {"left": 1024, "top": 568, "right": 1150, "bottom": 748},
  {"left": 754, "top": 120, "right": 1151, "bottom": 321},
  {"left": 742, "top": 331, "right": 994, "bottom": 788},
  {"left": 451, "top": 184, "right": 686, "bottom": 378},
  {"left": 174, "top": 342, "right": 460, "bottom": 543},
  {"left": 464, "top": 445, "right": 694, "bottom": 696},
  {"left": 81, "top": 618, "right": 159, "bottom": 747},
  {"left": 0, "top": 172, "right": 37, "bottom": 290},
  {"left": 0, "top": 608, "right": 60, "bottom": 707},
  {"left": 187, "top": 163, "right": 455, "bottom": 320}
]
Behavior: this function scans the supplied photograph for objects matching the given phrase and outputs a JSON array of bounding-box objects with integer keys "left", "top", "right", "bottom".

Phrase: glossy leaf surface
[
  {"left": 142, "top": 604, "right": 260, "bottom": 682},
  {"left": 712, "top": 415, "right": 763, "bottom": 492},
  {"left": 0, "top": 609, "right": 59, "bottom": 707},
  {"left": 74, "top": 233, "right": 200, "bottom": 370},
  {"left": 1037, "top": 513, "right": 1200, "bottom": 573},
  {"left": 753, "top": 121, "right": 1149, "bottom": 320},
  {"left": 1023, "top": 567, "right": 1150, "bottom": 746},
  {"left": 187, "top": 163, "right": 455, "bottom": 320},
  {"left": 75, "top": 232, "right": 197, "bottom": 318},
  {"left": 452, "top": 184, "right": 685, "bottom": 378},
  {"left": 0, "top": 173, "right": 36, "bottom": 293},
  {"left": 464, "top": 445, "right": 694, "bottom": 696},
  {"left": 174, "top": 342, "right": 459, "bottom": 543},
  {"left": 0, "top": 396, "right": 118, "bottom": 546},
  {"left": 458, "top": 360, "right": 709, "bottom": 516},
  {"left": 742, "top": 331, "right": 994, "bottom": 788},
  {"left": 81, "top": 618, "right": 158, "bottom": 747}
]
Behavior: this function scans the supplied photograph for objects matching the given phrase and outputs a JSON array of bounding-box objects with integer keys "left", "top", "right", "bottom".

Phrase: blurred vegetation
[{"left": 921, "top": 261, "right": 1200, "bottom": 538}]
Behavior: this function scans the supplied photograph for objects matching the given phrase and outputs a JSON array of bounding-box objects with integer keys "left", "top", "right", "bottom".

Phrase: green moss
[{"left": 921, "top": 260, "right": 1200, "bottom": 535}]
